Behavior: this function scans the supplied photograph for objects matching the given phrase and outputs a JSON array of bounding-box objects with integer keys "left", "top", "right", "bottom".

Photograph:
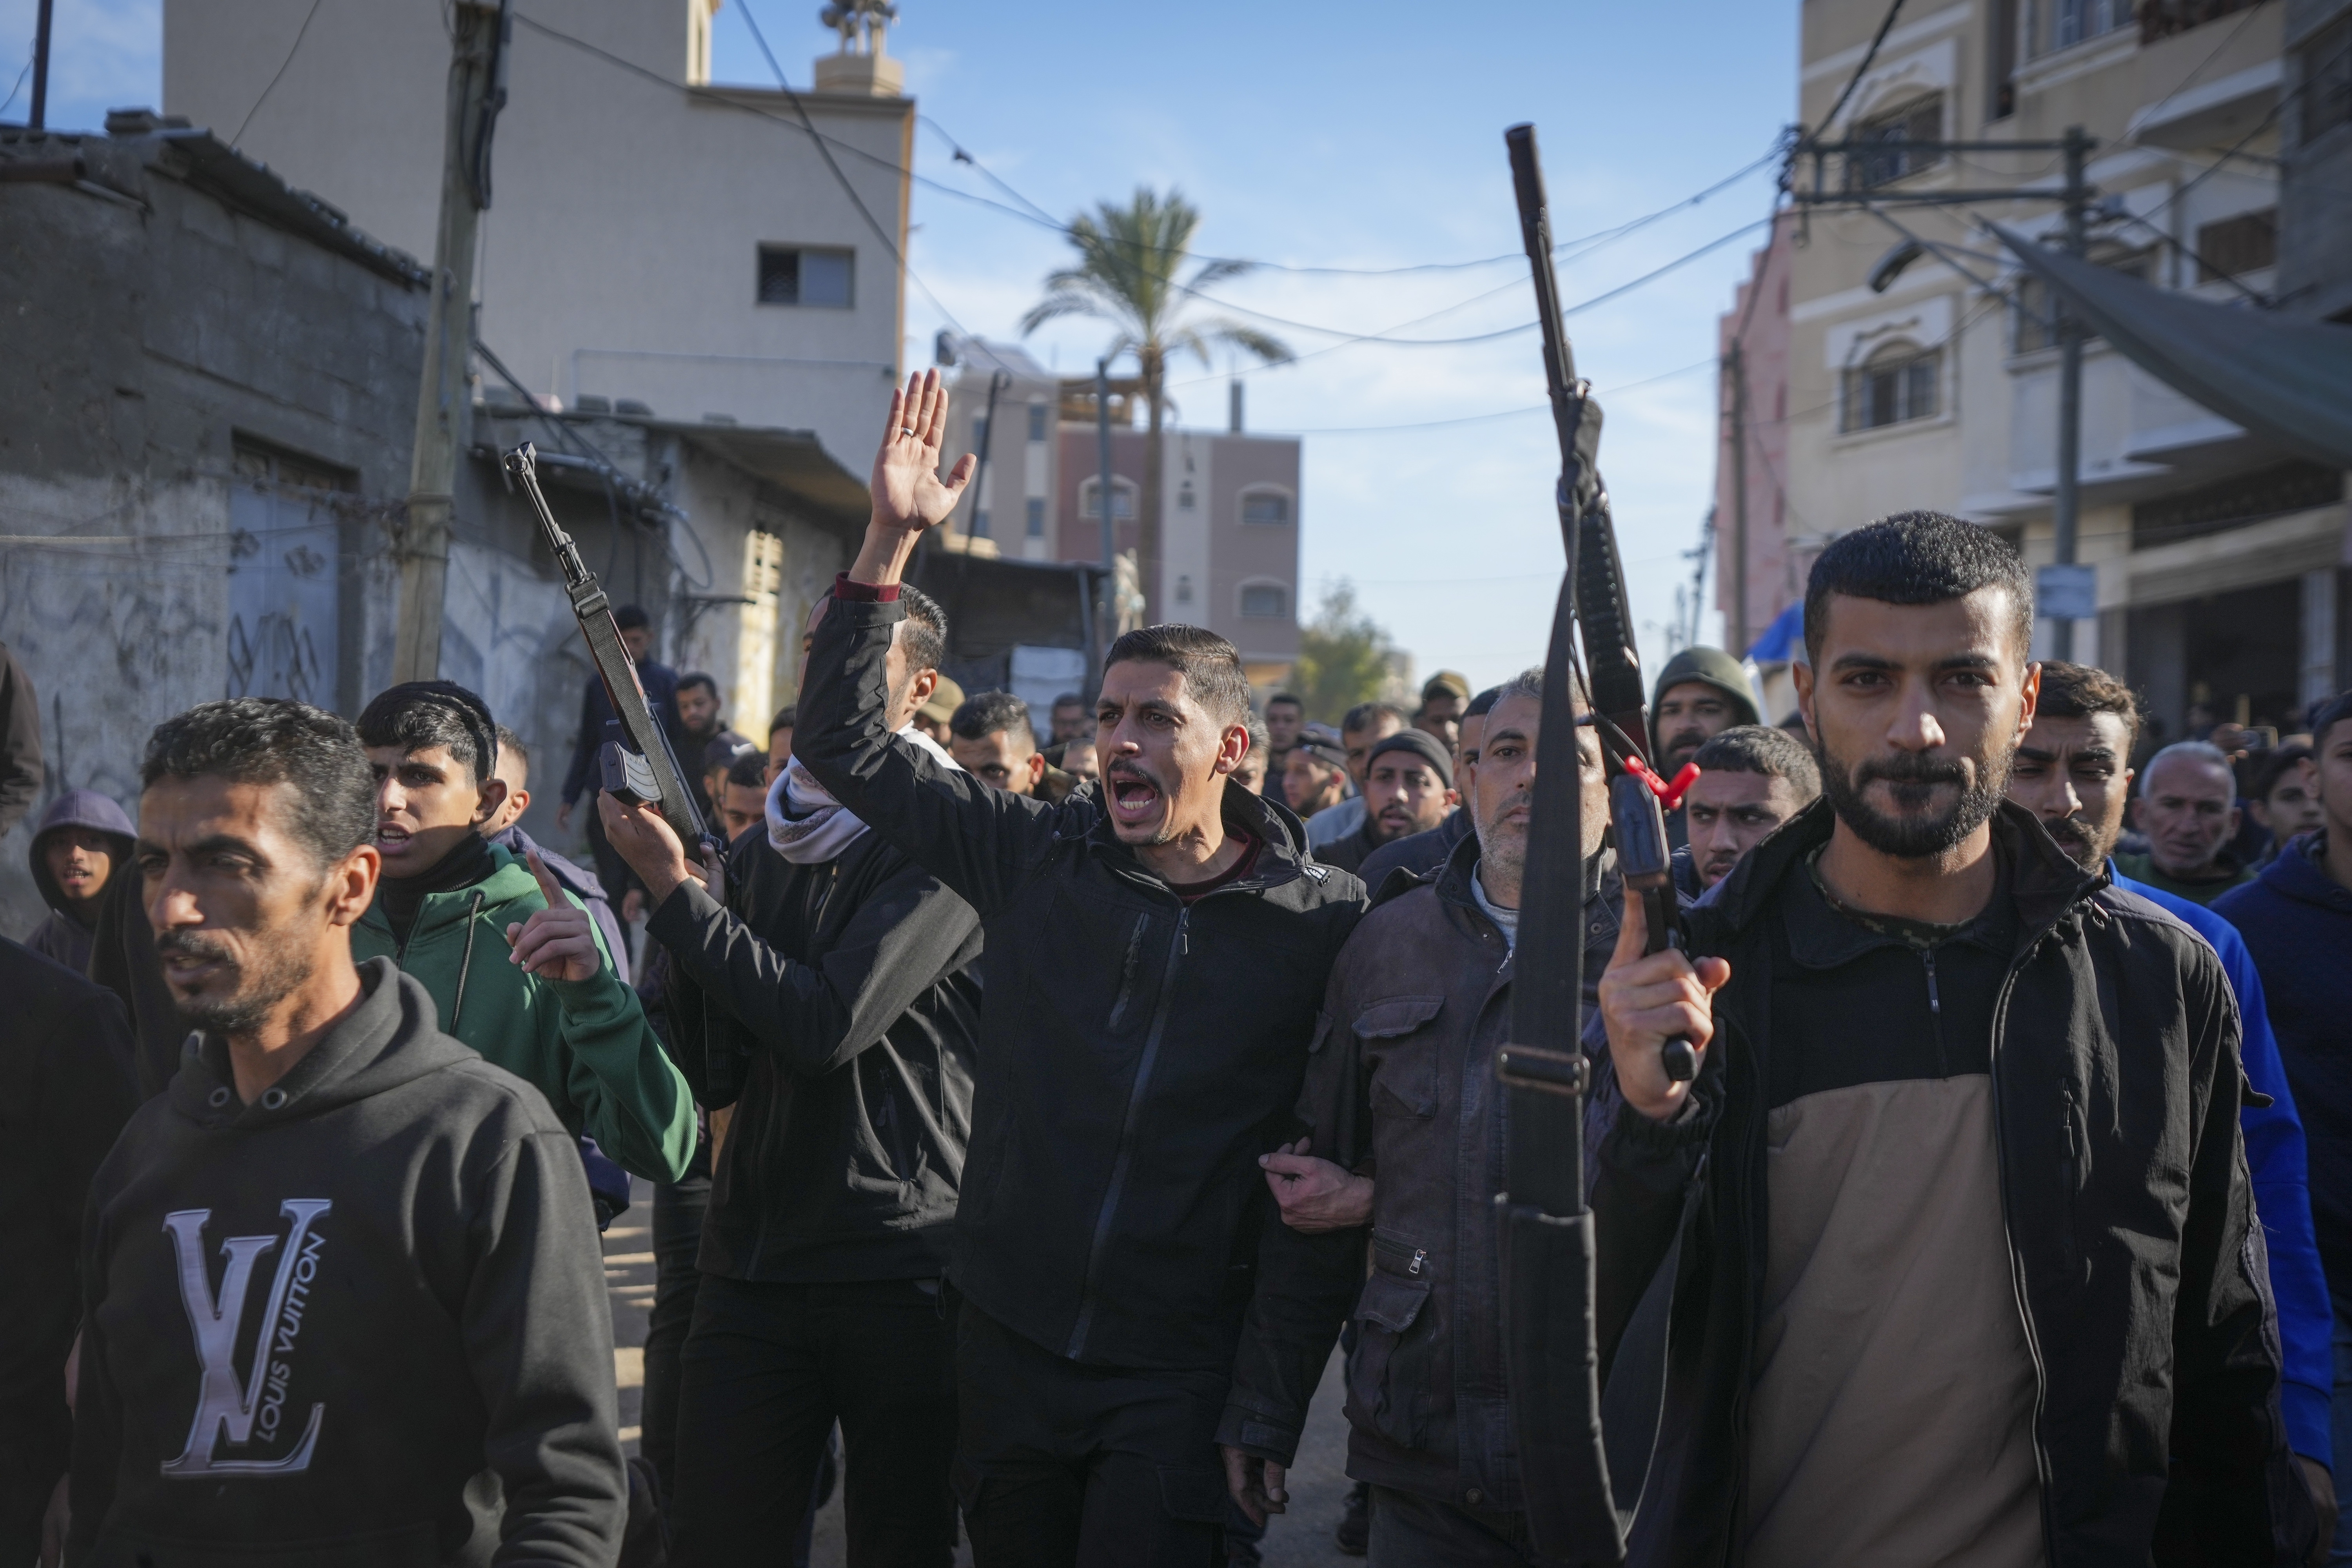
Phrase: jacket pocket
[
  {"left": 1356, "top": 994, "right": 1444, "bottom": 1119},
  {"left": 1344, "top": 1268, "right": 1434, "bottom": 1450}
]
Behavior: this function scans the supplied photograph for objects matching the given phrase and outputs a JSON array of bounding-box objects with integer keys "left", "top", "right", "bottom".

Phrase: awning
[{"left": 1991, "top": 224, "right": 2352, "bottom": 470}]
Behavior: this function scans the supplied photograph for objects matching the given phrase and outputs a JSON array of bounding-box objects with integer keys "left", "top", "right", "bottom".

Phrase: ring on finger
[{"left": 900, "top": 426, "right": 916, "bottom": 437}]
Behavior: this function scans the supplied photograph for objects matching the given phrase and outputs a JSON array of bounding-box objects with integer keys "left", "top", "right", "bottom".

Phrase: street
[{"left": 604, "top": 1178, "right": 1363, "bottom": 1564}]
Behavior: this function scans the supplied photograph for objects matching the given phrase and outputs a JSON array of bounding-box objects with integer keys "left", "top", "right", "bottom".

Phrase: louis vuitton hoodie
[{"left": 68, "top": 958, "right": 626, "bottom": 1568}]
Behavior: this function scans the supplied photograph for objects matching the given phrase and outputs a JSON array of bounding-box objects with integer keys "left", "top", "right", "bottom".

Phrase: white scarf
[{"left": 766, "top": 724, "right": 962, "bottom": 864}]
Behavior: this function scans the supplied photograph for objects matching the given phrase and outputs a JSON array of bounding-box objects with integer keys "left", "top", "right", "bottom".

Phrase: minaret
[{"left": 814, "top": 0, "right": 905, "bottom": 96}]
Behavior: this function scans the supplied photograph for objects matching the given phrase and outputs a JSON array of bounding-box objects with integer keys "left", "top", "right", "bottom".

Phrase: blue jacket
[{"left": 2119, "top": 864, "right": 2334, "bottom": 1466}]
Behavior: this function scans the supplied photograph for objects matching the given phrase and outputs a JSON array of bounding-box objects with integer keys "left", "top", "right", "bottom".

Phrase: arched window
[
  {"left": 1239, "top": 580, "right": 1291, "bottom": 619},
  {"left": 1240, "top": 486, "right": 1293, "bottom": 526},
  {"left": 1079, "top": 478, "right": 1136, "bottom": 521},
  {"left": 1841, "top": 340, "right": 1940, "bottom": 432}
]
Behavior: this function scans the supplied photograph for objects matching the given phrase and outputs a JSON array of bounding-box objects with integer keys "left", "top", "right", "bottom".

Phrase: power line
[
  {"left": 1815, "top": 0, "right": 1907, "bottom": 135},
  {"left": 230, "top": 0, "right": 325, "bottom": 147},
  {"left": 1258, "top": 356, "right": 1717, "bottom": 435}
]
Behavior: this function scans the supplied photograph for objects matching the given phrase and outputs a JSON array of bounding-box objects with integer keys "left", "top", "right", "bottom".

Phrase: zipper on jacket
[
  {"left": 1921, "top": 948, "right": 1947, "bottom": 1077},
  {"left": 1373, "top": 1230, "right": 1428, "bottom": 1278},
  {"left": 1105, "top": 913, "right": 1150, "bottom": 1033},
  {"left": 1065, "top": 905, "right": 1189, "bottom": 1359},
  {"left": 2057, "top": 1089, "right": 2083, "bottom": 1279}
]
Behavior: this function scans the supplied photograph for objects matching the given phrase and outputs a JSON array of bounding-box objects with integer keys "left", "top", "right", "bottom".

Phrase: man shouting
[
  {"left": 794, "top": 371, "right": 1367, "bottom": 1561},
  {"left": 1596, "top": 514, "right": 2311, "bottom": 1565}
]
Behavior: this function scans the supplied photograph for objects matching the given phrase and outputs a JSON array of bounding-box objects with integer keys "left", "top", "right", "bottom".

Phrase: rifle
[
  {"left": 1490, "top": 123, "right": 1703, "bottom": 1563},
  {"left": 504, "top": 442, "right": 739, "bottom": 1095}
]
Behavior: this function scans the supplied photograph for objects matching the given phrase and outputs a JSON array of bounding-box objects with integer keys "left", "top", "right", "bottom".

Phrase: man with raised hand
[
  {"left": 71, "top": 698, "right": 623, "bottom": 1566},
  {"left": 793, "top": 369, "right": 1366, "bottom": 1561},
  {"left": 2006, "top": 660, "right": 2336, "bottom": 1547},
  {"left": 1596, "top": 514, "right": 2310, "bottom": 1566},
  {"left": 354, "top": 681, "right": 693, "bottom": 1185}
]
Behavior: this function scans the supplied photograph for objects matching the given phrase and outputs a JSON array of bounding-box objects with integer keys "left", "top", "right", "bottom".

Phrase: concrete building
[
  {"left": 938, "top": 341, "right": 1304, "bottom": 693},
  {"left": 0, "top": 116, "right": 864, "bottom": 939},
  {"left": 1753, "top": 0, "right": 2346, "bottom": 744},
  {"left": 2278, "top": 0, "right": 2352, "bottom": 320},
  {"left": 162, "top": 0, "right": 912, "bottom": 471}
]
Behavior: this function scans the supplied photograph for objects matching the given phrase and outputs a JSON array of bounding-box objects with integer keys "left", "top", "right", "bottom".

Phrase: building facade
[
  {"left": 162, "top": 0, "right": 911, "bottom": 472},
  {"left": 1751, "top": 0, "right": 2347, "bottom": 744},
  {"left": 939, "top": 342, "right": 1303, "bottom": 691}
]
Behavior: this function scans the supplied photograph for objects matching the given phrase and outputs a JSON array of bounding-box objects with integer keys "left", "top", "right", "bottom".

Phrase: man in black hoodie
[
  {"left": 69, "top": 697, "right": 625, "bottom": 1567},
  {"left": 795, "top": 372, "right": 1365, "bottom": 1561},
  {"left": 602, "top": 583, "right": 983, "bottom": 1565}
]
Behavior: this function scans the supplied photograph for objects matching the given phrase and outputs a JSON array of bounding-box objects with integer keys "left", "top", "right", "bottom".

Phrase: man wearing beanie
[
  {"left": 1651, "top": 645, "right": 1760, "bottom": 851},
  {"left": 352, "top": 681, "right": 693, "bottom": 1185},
  {"left": 1315, "top": 730, "right": 1457, "bottom": 876}
]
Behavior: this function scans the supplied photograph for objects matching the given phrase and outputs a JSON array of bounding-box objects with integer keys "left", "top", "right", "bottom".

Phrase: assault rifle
[{"left": 1490, "top": 123, "right": 1704, "bottom": 1563}]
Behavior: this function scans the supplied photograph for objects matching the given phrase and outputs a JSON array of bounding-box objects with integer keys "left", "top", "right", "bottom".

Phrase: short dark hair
[
  {"left": 2034, "top": 660, "right": 2140, "bottom": 753},
  {"left": 769, "top": 705, "right": 797, "bottom": 739},
  {"left": 725, "top": 750, "right": 769, "bottom": 790},
  {"left": 1690, "top": 724, "right": 1821, "bottom": 800},
  {"left": 898, "top": 584, "right": 948, "bottom": 677},
  {"left": 2250, "top": 742, "right": 2316, "bottom": 802},
  {"left": 494, "top": 724, "right": 527, "bottom": 769},
  {"left": 356, "top": 681, "right": 497, "bottom": 787},
  {"left": 2313, "top": 690, "right": 2352, "bottom": 751},
  {"left": 1466, "top": 685, "right": 1504, "bottom": 720},
  {"left": 951, "top": 689, "right": 1034, "bottom": 743},
  {"left": 142, "top": 699, "right": 377, "bottom": 871},
  {"left": 1052, "top": 691, "right": 1087, "bottom": 711},
  {"left": 1105, "top": 624, "right": 1251, "bottom": 727},
  {"left": 615, "top": 604, "right": 651, "bottom": 632},
  {"left": 1245, "top": 709, "right": 1270, "bottom": 758},
  {"left": 1341, "top": 701, "right": 1408, "bottom": 737},
  {"left": 1265, "top": 692, "right": 1304, "bottom": 713},
  {"left": 678, "top": 671, "right": 719, "bottom": 701},
  {"left": 1804, "top": 512, "right": 2034, "bottom": 666}
]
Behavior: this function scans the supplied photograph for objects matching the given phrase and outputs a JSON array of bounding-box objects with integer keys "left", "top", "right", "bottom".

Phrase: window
[
  {"left": 2143, "top": 0, "right": 2260, "bottom": 45},
  {"left": 2013, "top": 245, "right": 2149, "bottom": 352},
  {"left": 757, "top": 246, "right": 853, "bottom": 307},
  {"left": 2196, "top": 209, "right": 2276, "bottom": 282},
  {"left": 1176, "top": 574, "right": 1195, "bottom": 606},
  {"left": 2304, "top": 17, "right": 2352, "bottom": 144},
  {"left": 1847, "top": 96, "right": 1942, "bottom": 190},
  {"left": 2039, "top": 0, "right": 2134, "bottom": 53},
  {"left": 1178, "top": 481, "right": 1196, "bottom": 511},
  {"left": 1080, "top": 479, "right": 1135, "bottom": 520},
  {"left": 1240, "top": 583, "right": 1290, "bottom": 618},
  {"left": 1025, "top": 498, "right": 1046, "bottom": 538},
  {"left": 1841, "top": 342, "right": 1940, "bottom": 431},
  {"left": 1240, "top": 489, "right": 1292, "bottom": 525},
  {"left": 1989, "top": 0, "right": 2020, "bottom": 120},
  {"left": 1026, "top": 403, "right": 1048, "bottom": 442}
]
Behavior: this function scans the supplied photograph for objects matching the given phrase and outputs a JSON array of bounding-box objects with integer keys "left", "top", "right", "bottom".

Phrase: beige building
[
  {"left": 1774, "top": 0, "right": 2345, "bottom": 741},
  {"left": 162, "top": 0, "right": 910, "bottom": 473}
]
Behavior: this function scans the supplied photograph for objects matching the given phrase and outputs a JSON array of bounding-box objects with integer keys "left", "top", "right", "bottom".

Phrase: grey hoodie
[{"left": 69, "top": 959, "right": 626, "bottom": 1568}]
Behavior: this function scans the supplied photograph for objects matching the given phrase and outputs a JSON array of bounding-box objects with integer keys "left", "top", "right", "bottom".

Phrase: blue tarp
[{"left": 1746, "top": 600, "right": 1804, "bottom": 665}]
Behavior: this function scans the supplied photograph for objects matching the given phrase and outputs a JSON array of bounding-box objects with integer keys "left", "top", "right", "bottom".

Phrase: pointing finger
[{"left": 525, "top": 848, "right": 566, "bottom": 910}]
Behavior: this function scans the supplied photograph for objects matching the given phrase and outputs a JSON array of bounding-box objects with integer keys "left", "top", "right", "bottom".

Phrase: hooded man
[
  {"left": 70, "top": 697, "right": 625, "bottom": 1566},
  {"left": 793, "top": 371, "right": 1366, "bottom": 1559},
  {"left": 354, "top": 681, "right": 694, "bottom": 1185},
  {"left": 25, "top": 789, "right": 136, "bottom": 974}
]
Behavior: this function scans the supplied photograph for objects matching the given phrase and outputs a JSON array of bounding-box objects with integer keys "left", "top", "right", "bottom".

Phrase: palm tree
[{"left": 1022, "top": 187, "right": 1292, "bottom": 622}]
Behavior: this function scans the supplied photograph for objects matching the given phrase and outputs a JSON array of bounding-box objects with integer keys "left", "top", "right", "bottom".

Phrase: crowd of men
[{"left": 5, "top": 368, "right": 2352, "bottom": 1568}]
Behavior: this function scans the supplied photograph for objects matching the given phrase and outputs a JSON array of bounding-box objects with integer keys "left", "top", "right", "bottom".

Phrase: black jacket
[
  {"left": 797, "top": 592, "right": 1367, "bottom": 1370},
  {"left": 1222, "top": 837, "right": 1622, "bottom": 1510},
  {"left": 1, "top": 938, "right": 136, "bottom": 1446},
  {"left": 71, "top": 961, "right": 626, "bottom": 1568},
  {"left": 1586, "top": 799, "right": 2310, "bottom": 1567},
  {"left": 651, "top": 819, "right": 984, "bottom": 1282}
]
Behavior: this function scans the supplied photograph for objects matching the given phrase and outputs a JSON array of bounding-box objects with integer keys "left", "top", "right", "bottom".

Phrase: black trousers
[
  {"left": 668, "top": 1274, "right": 958, "bottom": 1568},
  {"left": 0, "top": 1401, "right": 67, "bottom": 1567},
  {"left": 952, "top": 1300, "right": 1229, "bottom": 1568},
  {"left": 641, "top": 1172, "right": 709, "bottom": 1497},
  {"left": 1368, "top": 1486, "right": 1552, "bottom": 1567}
]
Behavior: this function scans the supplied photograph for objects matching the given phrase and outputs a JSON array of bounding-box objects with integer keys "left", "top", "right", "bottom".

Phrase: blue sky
[{"left": 7, "top": 0, "right": 1799, "bottom": 692}]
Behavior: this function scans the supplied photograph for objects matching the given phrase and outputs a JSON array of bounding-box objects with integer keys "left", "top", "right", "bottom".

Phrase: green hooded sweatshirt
[{"left": 353, "top": 842, "right": 694, "bottom": 1183}]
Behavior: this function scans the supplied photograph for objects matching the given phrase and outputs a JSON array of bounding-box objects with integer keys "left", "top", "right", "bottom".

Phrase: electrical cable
[
  {"left": 231, "top": 0, "right": 326, "bottom": 147},
  {"left": 0, "top": 55, "right": 31, "bottom": 118},
  {"left": 1256, "top": 356, "right": 1717, "bottom": 436},
  {"left": 1815, "top": 0, "right": 1907, "bottom": 135}
]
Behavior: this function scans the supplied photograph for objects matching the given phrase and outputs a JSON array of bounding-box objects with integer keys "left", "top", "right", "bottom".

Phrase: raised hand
[
  {"left": 598, "top": 790, "right": 691, "bottom": 904},
  {"left": 868, "top": 368, "right": 978, "bottom": 537},
  {"left": 1597, "top": 886, "right": 1729, "bottom": 1122},
  {"left": 506, "top": 850, "right": 605, "bottom": 982}
]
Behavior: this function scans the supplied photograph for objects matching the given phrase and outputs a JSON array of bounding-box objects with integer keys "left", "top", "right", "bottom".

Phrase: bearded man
[{"left": 1595, "top": 514, "right": 2313, "bottom": 1566}]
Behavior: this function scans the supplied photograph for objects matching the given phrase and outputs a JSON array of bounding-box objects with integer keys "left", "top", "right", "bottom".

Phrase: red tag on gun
[{"left": 1621, "top": 755, "right": 1699, "bottom": 811}]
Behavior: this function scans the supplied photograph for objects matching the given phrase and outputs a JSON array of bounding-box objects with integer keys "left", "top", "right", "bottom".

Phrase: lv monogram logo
[{"left": 160, "top": 1200, "right": 332, "bottom": 1477}]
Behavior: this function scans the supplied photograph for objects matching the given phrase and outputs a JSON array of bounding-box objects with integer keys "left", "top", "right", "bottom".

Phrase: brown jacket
[{"left": 1220, "top": 835, "right": 1620, "bottom": 1513}]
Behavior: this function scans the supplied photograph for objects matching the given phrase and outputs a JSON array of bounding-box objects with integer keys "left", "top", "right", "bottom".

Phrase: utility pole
[
  {"left": 2049, "top": 124, "right": 2091, "bottom": 661},
  {"left": 1726, "top": 338, "right": 1750, "bottom": 656},
  {"left": 392, "top": 1, "right": 505, "bottom": 683},
  {"left": 28, "top": 0, "right": 53, "bottom": 130},
  {"left": 1091, "top": 358, "right": 1117, "bottom": 698}
]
